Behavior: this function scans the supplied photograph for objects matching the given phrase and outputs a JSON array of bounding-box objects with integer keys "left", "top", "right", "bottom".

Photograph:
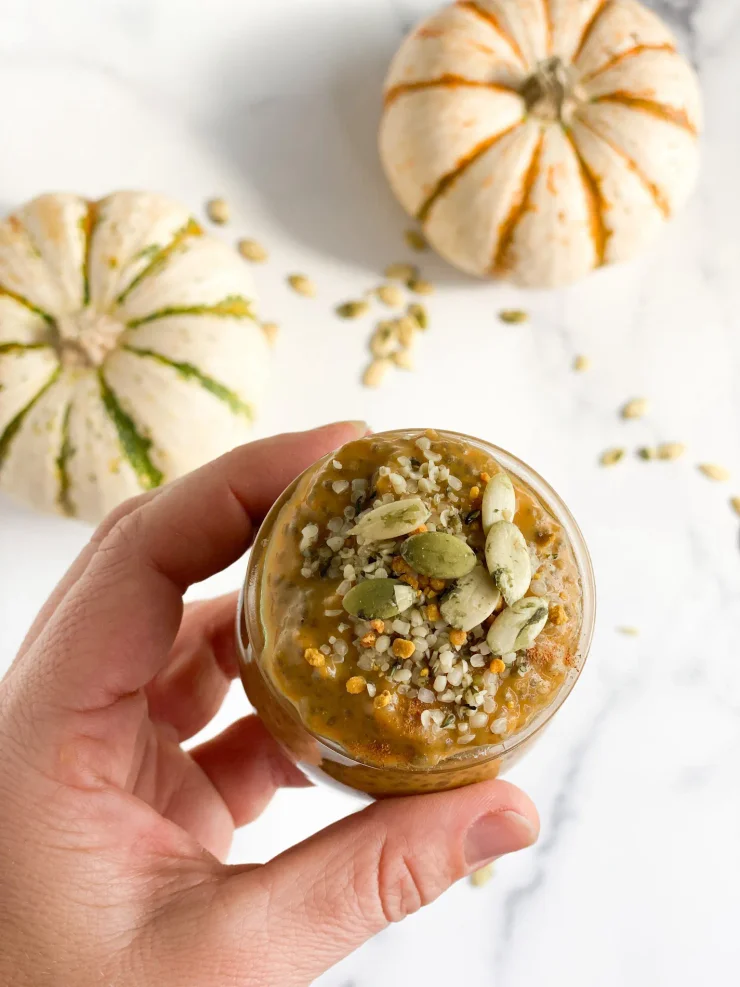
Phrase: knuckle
[{"left": 375, "top": 833, "right": 426, "bottom": 923}]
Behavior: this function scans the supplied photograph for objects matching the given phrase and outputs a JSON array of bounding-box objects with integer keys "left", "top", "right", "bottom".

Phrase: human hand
[{"left": 0, "top": 422, "right": 539, "bottom": 987}]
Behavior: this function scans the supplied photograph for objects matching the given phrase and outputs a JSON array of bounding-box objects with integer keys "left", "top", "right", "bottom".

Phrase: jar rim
[{"left": 239, "top": 428, "right": 596, "bottom": 776}]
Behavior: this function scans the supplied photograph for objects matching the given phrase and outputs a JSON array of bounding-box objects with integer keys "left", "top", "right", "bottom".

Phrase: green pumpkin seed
[
  {"left": 349, "top": 497, "right": 430, "bottom": 542},
  {"left": 440, "top": 564, "right": 501, "bottom": 631},
  {"left": 486, "top": 597, "right": 549, "bottom": 655},
  {"left": 484, "top": 520, "right": 531, "bottom": 606},
  {"left": 401, "top": 532, "right": 476, "bottom": 579},
  {"left": 342, "top": 579, "right": 415, "bottom": 620},
  {"left": 481, "top": 471, "right": 516, "bottom": 533}
]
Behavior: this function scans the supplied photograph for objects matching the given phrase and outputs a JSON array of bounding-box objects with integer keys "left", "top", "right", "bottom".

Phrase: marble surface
[{"left": 1, "top": 0, "right": 740, "bottom": 984}]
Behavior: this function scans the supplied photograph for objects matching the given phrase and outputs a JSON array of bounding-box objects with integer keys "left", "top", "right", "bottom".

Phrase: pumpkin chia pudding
[{"left": 238, "top": 429, "right": 594, "bottom": 797}]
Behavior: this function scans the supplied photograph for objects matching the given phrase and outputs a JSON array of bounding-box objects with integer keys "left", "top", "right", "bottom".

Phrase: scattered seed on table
[
  {"left": 407, "top": 302, "right": 428, "bottom": 329},
  {"left": 206, "top": 197, "right": 229, "bottom": 225},
  {"left": 698, "top": 463, "right": 730, "bottom": 482},
  {"left": 471, "top": 863, "right": 495, "bottom": 888},
  {"left": 573, "top": 354, "right": 590, "bottom": 372},
  {"left": 408, "top": 277, "right": 434, "bottom": 295},
  {"left": 261, "top": 321, "right": 279, "bottom": 345},
  {"left": 637, "top": 447, "right": 656, "bottom": 461},
  {"left": 377, "top": 283, "right": 405, "bottom": 308},
  {"left": 363, "top": 358, "right": 392, "bottom": 388},
  {"left": 600, "top": 448, "right": 625, "bottom": 467},
  {"left": 657, "top": 442, "right": 686, "bottom": 461},
  {"left": 288, "top": 274, "right": 317, "bottom": 297},
  {"left": 336, "top": 300, "right": 370, "bottom": 319},
  {"left": 730, "top": 496, "right": 740, "bottom": 517},
  {"left": 397, "top": 315, "right": 417, "bottom": 347},
  {"left": 370, "top": 322, "right": 399, "bottom": 358},
  {"left": 393, "top": 348, "right": 414, "bottom": 371},
  {"left": 499, "top": 309, "right": 528, "bottom": 324},
  {"left": 237, "top": 238, "right": 268, "bottom": 263},
  {"left": 617, "top": 626, "right": 639, "bottom": 636},
  {"left": 404, "top": 228, "right": 428, "bottom": 251},
  {"left": 621, "top": 398, "right": 649, "bottom": 420},
  {"left": 384, "top": 262, "right": 417, "bottom": 281}
]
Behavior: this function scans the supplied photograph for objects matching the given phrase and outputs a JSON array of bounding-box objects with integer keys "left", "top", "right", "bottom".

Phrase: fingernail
[
  {"left": 344, "top": 420, "right": 370, "bottom": 435},
  {"left": 464, "top": 810, "right": 538, "bottom": 868}
]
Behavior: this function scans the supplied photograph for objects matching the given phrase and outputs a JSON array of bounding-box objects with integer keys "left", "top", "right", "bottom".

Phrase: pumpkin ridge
[
  {"left": 575, "top": 115, "right": 671, "bottom": 216},
  {"left": 542, "top": 0, "right": 554, "bottom": 56},
  {"left": 0, "top": 342, "right": 51, "bottom": 356},
  {"left": 0, "top": 367, "right": 61, "bottom": 472},
  {"left": 457, "top": 1, "right": 527, "bottom": 65},
  {"left": 591, "top": 92, "right": 697, "bottom": 135},
  {"left": 572, "top": 0, "right": 611, "bottom": 64},
  {"left": 564, "top": 129, "right": 609, "bottom": 265},
  {"left": 0, "top": 286, "right": 54, "bottom": 325},
  {"left": 55, "top": 400, "right": 76, "bottom": 517},
  {"left": 98, "top": 373, "right": 163, "bottom": 490},
  {"left": 115, "top": 217, "right": 203, "bottom": 306},
  {"left": 122, "top": 345, "right": 255, "bottom": 419},
  {"left": 491, "top": 129, "right": 545, "bottom": 274},
  {"left": 126, "top": 295, "right": 257, "bottom": 329},
  {"left": 80, "top": 200, "right": 100, "bottom": 306},
  {"left": 417, "top": 121, "right": 523, "bottom": 224},
  {"left": 578, "top": 42, "right": 677, "bottom": 84},
  {"left": 385, "top": 75, "right": 518, "bottom": 107}
]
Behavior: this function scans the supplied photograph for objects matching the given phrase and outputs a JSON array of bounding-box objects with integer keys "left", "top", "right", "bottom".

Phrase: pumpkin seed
[
  {"left": 370, "top": 321, "right": 399, "bottom": 358},
  {"left": 486, "top": 597, "right": 549, "bottom": 655},
  {"left": 349, "top": 497, "right": 430, "bottom": 542},
  {"left": 657, "top": 442, "right": 686, "bottom": 461},
  {"left": 393, "top": 348, "right": 414, "bottom": 371},
  {"left": 484, "top": 520, "right": 531, "bottom": 606},
  {"left": 481, "top": 471, "right": 516, "bottom": 533},
  {"left": 621, "top": 397, "right": 649, "bottom": 420},
  {"left": 336, "top": 299, "right": 370, "bottom": 319},
  {"left": 637, "top": 446, "right": 656, "bottom": 460},
  {"left": 237, "top": 238, "right": 268, "bottom": 262},
  {"left": 397, "top": 315, "right": 418, "bottom": 347},
  {"left": 385, "top": 262, "right": 418, "bottom": 281},
  {"left": 342, "top": 579, "right": 415, "bottom": 620},
  {"left": 404, "top": 228, "right": 428, "bottom": 251},
  {"left": 499, "top": 309, "right": 528, "bottom": 324},
  {"left": 573, "top": 354, "right": 590, "bottom": 372},
  {"left": 698, "top": 463, "right": 730, "bottom": 482},
  {"left": 600, "top": 447, "right": 625, "bottom": 467},
  {"left": 206, "top": 197, "right": 229, "bottom": 224},
  {"left": 471, "top": 863, "right": 495, "bottom": 887},
  {"left": 731, "top": 496, "right": 740, "bottom": 518},
  {"left": 401, "top": 531, "right": 476, "bottom": 579},
  {"left": 363, "top": 358, "right": 391, "bottom": 388},
  {"left": 407, "top": 302, "right": 428, "bottom": 329},
  {"left": 617, "top": 625, "right": 639, "bottom": 636},
  {"left": 407, "top": 277, "right": 434, "bottom": 295},
  {"left": 440, "top": 564, "right": 501, "bottom": 632},
  {"left": 377, "top": 283, "right": 405, "bottom": 308},
  {"left": 261, "top": 321, "right": 279, "bottom": 345},
  {"left": 288, "top": 274, "right": 317, "bottom": 297}
]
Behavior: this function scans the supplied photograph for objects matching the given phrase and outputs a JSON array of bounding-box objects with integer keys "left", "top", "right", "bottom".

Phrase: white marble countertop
[{"left": 1, "top": 0, "right": 739, "bottom": 984}]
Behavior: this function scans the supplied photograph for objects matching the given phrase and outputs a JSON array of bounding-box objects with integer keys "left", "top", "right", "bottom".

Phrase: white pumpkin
[
  {"left": 380, "top": 0, "right": 702, "bottom": 287},
  {"left": 0, "top": 191, "right": 269, "bottom": 523}
]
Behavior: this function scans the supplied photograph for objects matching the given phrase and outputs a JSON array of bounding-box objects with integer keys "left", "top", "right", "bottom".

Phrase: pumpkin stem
[
  {"left": 53, "top": 311, "right": 125, "bottom": 368},
  {"left": 521, "top": 57, "right": 584, "bottom": 123}
]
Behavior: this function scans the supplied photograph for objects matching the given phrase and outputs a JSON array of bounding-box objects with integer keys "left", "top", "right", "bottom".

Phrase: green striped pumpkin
[{"left": 0, "top": 191, "right": 269, "bottom": 523}]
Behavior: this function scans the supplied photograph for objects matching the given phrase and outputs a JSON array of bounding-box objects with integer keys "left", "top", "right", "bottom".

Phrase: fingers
[
  {"left": 18, "top": 422, "right": 366, "bottom": 716},
  {"left": 191, "top": 715, "right": 310, "bottom": 828},
  {"left": 146, "top": 592, "right": 241, "bottom": 741},
  {"left": 215, "top": 779, "right": 539, "bottom": 986}
]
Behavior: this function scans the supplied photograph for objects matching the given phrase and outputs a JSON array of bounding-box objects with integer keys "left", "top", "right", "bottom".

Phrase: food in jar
[{"left": 240, "top": 429, "right": 590, "bottom": 795}]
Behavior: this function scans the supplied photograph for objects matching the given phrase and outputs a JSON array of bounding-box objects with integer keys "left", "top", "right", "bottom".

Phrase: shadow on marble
[{"left": 201, "top": 7, "right": 478, "bottom": 286}]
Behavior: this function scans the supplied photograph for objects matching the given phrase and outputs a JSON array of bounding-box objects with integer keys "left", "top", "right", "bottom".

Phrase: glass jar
[{"left": 236, "top": 429, "right": 595, "bottom": 799}]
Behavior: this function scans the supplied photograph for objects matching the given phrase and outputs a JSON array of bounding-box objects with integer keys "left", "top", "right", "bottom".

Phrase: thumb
[{"left": 217, "top": 780, "right": 538, "bottom": 986}]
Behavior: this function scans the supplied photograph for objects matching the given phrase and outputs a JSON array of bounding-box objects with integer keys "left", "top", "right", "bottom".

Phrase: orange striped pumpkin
[
  {"left": 0, "top": 191, "right": 269, "bottom": 523},
  {"left": 380, "top": 0, "right": 702, "bottom": 287}
]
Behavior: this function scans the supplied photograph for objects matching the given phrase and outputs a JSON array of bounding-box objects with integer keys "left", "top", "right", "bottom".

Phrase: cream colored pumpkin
[
  {"left": 380, "top": 0, "right": 702, "bottom": 287},
  {"left": 0, "top": 191, "right": 269, "bottom": 523}
]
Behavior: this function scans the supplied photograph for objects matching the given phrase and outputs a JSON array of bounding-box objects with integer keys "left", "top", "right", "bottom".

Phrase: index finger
[{"left": 18, "top": 421, "right": 366, "bottom": 714}]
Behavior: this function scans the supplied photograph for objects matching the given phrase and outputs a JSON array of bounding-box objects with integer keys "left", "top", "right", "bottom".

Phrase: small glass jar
[{"left": 236, "top": 429, "right": 595, "bottom": 799}]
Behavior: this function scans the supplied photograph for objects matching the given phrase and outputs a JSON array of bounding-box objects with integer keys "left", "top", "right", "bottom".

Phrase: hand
[{"left": 0, "top": 422, "right": 539, "bottom": 987}]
